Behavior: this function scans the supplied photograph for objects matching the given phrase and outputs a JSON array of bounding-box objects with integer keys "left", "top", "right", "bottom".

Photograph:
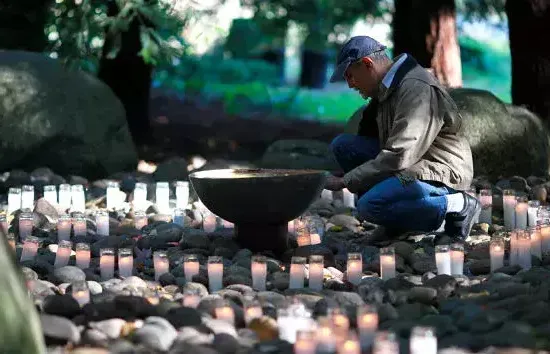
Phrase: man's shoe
[{"left": 444, "top": 191, "right": 481, "bottom": 240}]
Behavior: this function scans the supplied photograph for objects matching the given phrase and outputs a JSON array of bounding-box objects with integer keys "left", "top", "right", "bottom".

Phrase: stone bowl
[{"left": 189, "top": 168, "right": 327, "bottom": 253}]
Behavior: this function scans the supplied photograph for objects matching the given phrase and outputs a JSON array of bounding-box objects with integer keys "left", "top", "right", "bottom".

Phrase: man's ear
[{"left": 361, "top": 57, "right": 374, "bottom": 67}]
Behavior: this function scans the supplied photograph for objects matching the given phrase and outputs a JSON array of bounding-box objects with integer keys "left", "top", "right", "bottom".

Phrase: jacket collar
[{"left": 377, "top": 54, "right": 419, "bottom": 102}]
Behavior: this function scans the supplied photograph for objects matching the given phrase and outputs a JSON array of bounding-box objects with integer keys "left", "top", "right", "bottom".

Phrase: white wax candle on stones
[
  {"left": 528, "top": 200, "right": 540, "bottom": 227},
  {"left": 372, "top": 331, "right": 399, "bottom": 354},
  {"left": 316, "top": 319, "right": 337, "bottom": 353},
  {"left": 409, "top": 326, "right": 437, "bottom": 354},
  {"left": 379, "top": 247, "right": 396, "bottom": 280},
  {"left": 244, "top": 303, "right": 263, "bottom": 325},
  {"left": 289, "top": 256, "right": 306, "bottom": 289},
  {"left": 71, "top": 184, "right": 85, "bottom": 212},
  {"left": 182, "top": 291, "right": 201, "bottom": 308},
  {"left": 346, "top": 252, "right": 363, "bottom": 285},
  {"left": 20, "top": 236, "right": 39, "bottom": 262},
  {"left": 515, "top": 196, "right": 529, "bottom": 230},
  {"left": 19, "top": 211, "right": 33, "bottom": 241},
  {"left": 308, "top": 255, "right": 324, "bottom": 291},
  {"left": 43, "top": 185, "right": 58, "bottom": 206},
  {"left": 183, "top": 254, "right": 200, "bottom": 282},
  {"left": 72, "top": 216, "right": 87, "bottom": 237},
  {"left": 155, "top": 182, "right": 170, "bottom": 214},
  {"left": 153, "top": 251, "right": 169, "bottom": 281},
  {"left": 8, "top": 187, "right": 21, "bottom": 215},
  {"left": 215, "top": 305, "right": 235, "bottom": 325},
  {"left": 95, "top": 209, "right": 109, "bottom": 237},
  {"left": 357, "top": 305, "right": 379, "bottom": 350},
  {"left": 529, "top": 226, "right": 542, "bottom": 260},
  {"left": 490, "top": 238, "right": 504, "bottom": 272},
  {"left": 503, "top": 189, "right": 516, "bottom": 231},
  {"left": 75, "top": 243, "right": 91, "bottom": 269},
  {"left": 100, "top": 248, "right": 115, "bottom": 280},
  {"left": 175, "top": 181, "right": 190, "bottom": 209},
  {"left": 450, "top": 243, "right": 464, "bottom": 275},
  {"left": 118, "top": 248, "right": 133, "bottom": 278},
  {"left": 58, "top": 184, "right": 72, "bottom": 210},
  {"left": 517, "top": 230, "right": 532, "bottom": 270},
  {"left": 106, "top": 181, "right": 121, "bottom": 210},
  {"left": 294, "top": 330, "right": 316, "bottom": 354},
  {"left": 134, "top": 211, "right": 148, "bottom": 230},
  {"left": 57, "top": 214, "right": 72, "bottom": 241},
  {"left": 340, "top": 336, "right": 361, "bottom": 354},
  {"left": 21, "top": 185, "right": 34, "bottom": 210},
  {"left": 479, "top": 189, "right": 493, "bottom": 224},
  {"left": 133, "top": 182, "right": 148, "bottom": 212},
  {"left": 71, "top": 281, "right": 90, "bottom": 307},
  {"left": 172, "top": 208, "right": 185, "bottom": 227},
  {"left": 54, "top": 240, "right": 72, "bottom": 268},
  {"left": 539, "top": 221, "right": 550, "bottom": 254},
  {"left": 208, "top": 256, "right": 224, "bottom": 292},
  {"left": 435, "top": 245, "right": 451, "bottom": 275},
  {"left": 251, "top": 255, "right": 267, "bottom": 291},
  {"left": 343, "top": 188, "right": 355, "bottom": 208},
  {"left": 509, "top": 230, "right": 519, "bottom": 266}
]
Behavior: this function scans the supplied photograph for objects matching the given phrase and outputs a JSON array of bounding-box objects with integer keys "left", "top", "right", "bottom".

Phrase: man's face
[{"left": 344, "top": 58, "right": 378, "bottom": 99}]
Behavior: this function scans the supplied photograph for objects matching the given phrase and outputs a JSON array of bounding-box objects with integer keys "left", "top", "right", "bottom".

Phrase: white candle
[
  {"left": 118, "top": 248, "right": 133, "bottom": 278},
  {"left": 95, "top": 210, "right": 109, "bottom": 237},
  {"left": 529, "top": 226, "right": 542, "bottom": 259},
  {"left": 57, "top": 214, "right": 72, "bottom": 241},
  {"left": 182, "top": 292, "right": 201, "bottom": 308},
  {"left": 357, "top": 305, "right": 378, "bottom": 350},
  {"left": 490, "top": 238, "right": 505, "bottom": 272},
  {"left": 509, "top": 230, "right": 519, "bottom": 266},
  {"left": 379, "top": 247, "right": 396, "bottom": 280},
  {"left": 43, "top": 185, "right": 58, "bottom": 206},
  {"left": 153, "top": 251, "right": 169, "bottom": 281},
  {"left": 342, "top": 188, "right": 355, "bottom": 208},
  {"left": 503, "top": 190, "right": 516, "bottom": 231},
  {"left": 410, "top": 326, "right": 437, "bottom": 354},
  {"left": 340, "top": 336, "right": 361, "bottom": 354},
  {"left": 202, "top": 211, "right": 219, "bottom": 232},
  {"left": 479, "top": 189, "right": 492, "bottom": 224},
  {"left": 173, "top": 208, "right": 185, "bottom": 227},
  {"left": 515, "top": 196, "right": 528, "bottom": 230},
  {"left": 215, "top": 305, "right": 235, "bottom": 325},
  {"left": 58, "top": 184, "right": 72, "bottom": 210},
  {"left": 346, "top": 252, "right": 363, "bottom": 285},
  {"left": 20, "top": 236, "right": 39, "bottom": 262},
  {"left": 321, "top": 189, "right": 333, "bottom": 202},
  {"left": 207, "top": 256, "right": 224, "bottom": 292},
  {"left": 435, "top": 245, "right": 451, "bottom": 275},
  {"left": 71, "top": 281, "right": 90, "bottom": 307},
  {"left": 517, "top": 230, "right": 532, "bottom": 270},
  {"left": 7, "top": 187, "right": 21, "bottom": 214},
  {"left": 251, "top": 255, "right": 267, "bottom": 291},
  {"left": 106, "top": 181, "right": 121, "bottom": 210},
  {"left": 308, "top": 255, "right": 324, "bottom": 291},
  {"left": 54, "top": 240, "right": 72, "bottom": 268},
  {"left": 100, "top": 248, "right": 115, "bottom": 280},
  {"left": 72, "top": 216, "right": 87, "bottom": 237},
  {"left": 71, "top": 184, "right": 85, "bottom": 213},
  {"left": 372, "top": 331, "right": 399, "bottom": 354},
  {"left": 294, "top": 330, "right": 316, "bottom": 354},
  {"left": 316, "top": 319, "right": 337, "bottom": 353},
  {"left": 155, "top": 182, "right": 170, "bottom": 215},
  {"left": 133, "top": 182, "right": 148, "bottom": 212},
  {"left": 539, "top": 222, "right": 550, "bottom": 254},
  {"left": 244, "top": 304, "right": 263, "bottom": 325},
  {"left": 176, "top": 181, "right": 190, "bottom": 209},
  {"left": 289, "top": 256, "right": 306, "bottom": 289},
  {"left": 528, "top": 201, "right": 540, "bottom": 227},
  {"left": 183, "top": 254, "right": 200, "bottom": 282},
  {"left": 134, "top": 211, "right": 148, "bottom": 230},
  {"left": 21, "top": 185, "right": 34, "bottom": 210},
  {"left": 328, "top": 308, "right": 350, "bottom": 346},
  {"left": 75, "top": 243, "right": 91, "bottom": 269},
  {"left": 18, "top": 212, "right": 33, "bottom": 241},
  {"left": 450, "top": 243, "right": 464, "bottom": 275}
]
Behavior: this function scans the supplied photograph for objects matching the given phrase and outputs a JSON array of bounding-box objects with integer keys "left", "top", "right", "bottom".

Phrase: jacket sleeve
[{"left": 342, "top": 81, "right": 444, "bottom": 193}]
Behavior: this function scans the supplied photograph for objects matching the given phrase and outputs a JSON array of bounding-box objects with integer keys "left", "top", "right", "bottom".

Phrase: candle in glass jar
[
  {"left": 316, "top": 318, "right": 337, "bottom": 353},
  {"left": 294, "top": 330, "right": 316, "bottom": 354},
  {"left": 58, "top": 184, "right": 72, "bottom": 210},
  {"left": 207, "top": 256, "right": 224, "bottom": 292},
  {"left": 54, "top": 240, "right": 72, "bottom": 268},
  {"left": 503, "top": 189, "right": 516, "bottom": 231},
  {"left": 153, "top": 251, "right": 169, "bottom": 281},
  {"left": 289, "top": 256, "right": 306, "bottom": 289},
  {"left": 106, "top": 181, "right": 121, "bottom": 210},
  {"left": 134, "top": 211, "right": 148, "bottom": 230},
  {"left": 72, "top": 216, "right": 87, "bottom": 237},
  {"left": 379, "top": 247, "right": 396, "bottom": 280},
  {"left": 357, "top": 304, "right": 378, "bottom": 350},
  {"left": 155, "top": 182, "right": 170, "bottom": 215},
  {"left": 21, "top": 185, "right": 34, "bottom": 210},
  {"left": 20, "top": 236, "right": 39, "bottom": 262},
  {"left": 529, "top": 226, "right": 542, "bottom": 259},
  {"left": 71, "top": 280, "right": 90, "bottom": 307},
  {"left": 244, "top": 303, "right": 263, "bottom": 325},
  {"left": 346, "top": 252, "right": 363, "bottom": 285},
  {"left": 215, "top": 305, "right": 235, "bottom": 325},
  {"left": 182, "top": 291, "right": 201, "bottom": 308},
  {"left": 183, "top": 254, "right": 200, "bottom": 282},
  {"left": 328, "top": 307, "right": 350, "bottom": 346},
  {"left": 372, "top": 331, "right": 399, "bottom": 354},
  {"left": 251, "top": 255, "right": 267, "bottom": 291},
  {"left": 340, "top": 335, "right": 361, "bottom": 354},
  {"left": 479, "top": 189, "right": 492, "bottom": 224},
  {"left": 118, "top": 248, "right": 133, "bottom": 278},
  {"left": 8, "top": 187, "right": 21, "bottom": 214},
  {"left": 343, "top": 188, "right": 355, "bottom": 208},
  {"left": 528, "top": 200, "right": 540, "bottom": 227},
  {"left": 75, "top": 243, "right": 91, "bottom": 269},
  {"left": 540, "top": 222, "right": 550, "bottom": 254},
  {"left": 43, "top": 185, "right": 58, "bottom": 206},
  {"left": 435, "top": 245, "right": 451, "bottom": 275},
  {"left": 71, "top": 184, "right": 85, "bottom": 213},
  {"left": 409, "top": 326, "right": 437, "bottom": 354},
  {"left": 18, "top": 211, "right": 33, "bottom": 241},
  {"left": 133, "top": 182, "right": 148, "bottom": 212},
  {"left": 175, "top": 181, "right": 190, "bottom": 209},
  {"left": 57, "top": 214, "right": 71, "bottom": 241},
  {"left": 450, "top": 243, "right": 464, "bottom": 275},
  {"left": 100, "top": 248, "right": 115, "bottom": 280},
  {"left": 509, "top": 230, "right": 519, "bottom": 266},
  {"left": 95, "top": 209, "right": 109, "bottom": 237},
  {"left": 308, "top": 255, "right": 324, "bottom": 291},
  {"left": 490, "top": 238, "right": 504, "bottom": 272},
  {"left": 515, "top": 196, "right": 528, "bottom": 230},
  {"left": 517, "top": 230, "right": 532, "bottom": 270}
]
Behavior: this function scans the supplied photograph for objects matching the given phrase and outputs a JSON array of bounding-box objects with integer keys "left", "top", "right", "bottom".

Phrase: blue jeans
[{"left": 330, "top": 133, "right": 452, "bottom": 232}]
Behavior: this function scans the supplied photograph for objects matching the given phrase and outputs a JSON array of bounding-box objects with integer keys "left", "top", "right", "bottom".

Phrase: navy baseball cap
[{"left": 329, "top": 36, "right": 387, "bottom": 83}]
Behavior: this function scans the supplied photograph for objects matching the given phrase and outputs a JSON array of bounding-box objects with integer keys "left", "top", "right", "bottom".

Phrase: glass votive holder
[
  {"left": 57, "top": 214, "right": 72, "bottom": 241},
  {"left": 289, "top": 256, "right": 306, "bottom": 289},
  {"left": 529, "top": 225, "right": 542, "bottom": 259},
  {"left": 244, "top": 300, "right": 263, "bottom": 325},
  {"left": 21, "top": 185, "right": 35, "bottom": 210},
  {"left": 100, "top": 248, "right": 115, "bottom": 280},
  {"left": 106, "top": 181, "right": 120, "bottom": 210},
  {"left": 71, "top": 280, "right": 90, "bottom": 307},
  {"left": 182, "top": 289, "right": 202, "bottom": 308},
  {"left": 95, "top": 209, "right": 109, "bottom": 237},
  {"left": 118, "top": 248, "right": 133, "bottom": 278},
  {"left": 450, "top": 243, "right": 464, "bottom": 275},
  {"left": 489, "top": 238, "right": 505, "bottom": 272},
  {"left": 528, "top": 200, "right": 540, "bottom": 227},
  {"left": 515, "top": 195, "right": 529, "bottom": 230},
  {"left": 75, "top": 243, "right": 91, "bottom": 269},
  {"left": 251, "top": 255, "right": 267, "bottom": 291},
  {"left": 357, "top": 304, "right": 378, "bottom": 350},
  {"left": 133, "top": 182, "right": 148, "bottom": 212},
  {"left": 175, "top": 181, "right": 190, "bottom": 209},
  {"left": 379, "top": 247, "right": 396, "bottom": 280},
  {"left": 58, "top": 183, "right": 72, "bottom": 210},
  {"left": 153, "top": 251, "right": 169, "bottom": 281},
  {"left": 155, "top": 182, "right": 170, "bottom": 214},
  {"left": 72, "top": 215, "right": 87, "bottom": 237},
  {"left": 183, "top": 254, "right": 200, "bottom": 282},
  {"left": 54, "top": 240, "right": 73, "bottom": 268},
  {"left": 308, "top": 255, "right": 324, "bottom": 291},
  {"left": 8, "top": 187, "right": 22, "bottom": 214},
  {"left": 215, "top": 303, "right": 235, "bottom": 325},
  {"left": 316, "top": 317, "right": 337, "bottom": 352},
  {"left": 43, "top": 185, "right": 58, "bottom": 205},
  {"left": 517, "top": 230, "right": 532, "bottom": 270},
  {"left": 71, "top": 184, "right": 86, "bottom": 212},
  {"left": 435, "top": 244, "right": 451, "bottom": 275},
  {"left": 294, "top": 329, "right": 316, "bottom": 354},
  {"left": 503, "top": 189, "right": 517, "bottom": 230},
  {"left": 207, "top": 256, "right": 224, "bottom": 292},
  {"left": 18, "top": 211, "right": 34, "bottom": 241},
  {"left": 20, "top": 236, "right": 40, "bottom": 262},
  {"left": 346, "top": 252, "right": 363, "bottom": 285}
]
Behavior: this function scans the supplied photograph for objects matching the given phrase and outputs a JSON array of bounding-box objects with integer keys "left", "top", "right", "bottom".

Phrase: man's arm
[{"left": 342, "top": 80, "right": 444, "bottom": 193}]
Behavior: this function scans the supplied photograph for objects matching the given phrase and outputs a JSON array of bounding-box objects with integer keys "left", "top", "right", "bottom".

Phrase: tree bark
[
  {"left": 506, "top": 0, "right": 550, "bottom": 124},
  {"left": 0, "top": 0, "right": 51, "bottom": 52},
  {"left": 97, "top": 0, "right": 153, "bottom": 148},
  {"left": 393, "top": 0, "right": 462, "bottom": 87}
]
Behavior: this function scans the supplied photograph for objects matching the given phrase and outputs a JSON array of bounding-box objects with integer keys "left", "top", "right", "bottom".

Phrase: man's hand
[{"left": 324, "top": 175, "right": 345, "bottom": 191}]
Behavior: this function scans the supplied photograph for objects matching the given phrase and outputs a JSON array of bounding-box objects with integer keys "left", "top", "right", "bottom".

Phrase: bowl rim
[{"left": 188, "top": 168, "right": 327, "bottom": 180}]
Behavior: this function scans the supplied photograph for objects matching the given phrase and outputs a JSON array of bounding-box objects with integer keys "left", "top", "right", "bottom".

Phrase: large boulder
[
  {"left": 0, "top": 50, "right": 138, "bottom": 179},
  {"left": 258, "top": 139, "right": 339, "bottom": 171},
  {"left": 345, "top": 88, "right": 550, "bottom": 180}
]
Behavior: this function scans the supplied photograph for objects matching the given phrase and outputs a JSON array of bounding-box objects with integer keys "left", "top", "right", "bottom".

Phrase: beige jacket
[{"left": 343, "top": 55, "right": 473, "bottom": 193}]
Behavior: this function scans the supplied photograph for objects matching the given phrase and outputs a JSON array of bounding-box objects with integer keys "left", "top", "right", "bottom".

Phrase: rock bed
[{"left": 2, "top": 168, "right": 550, "bottom": 354}]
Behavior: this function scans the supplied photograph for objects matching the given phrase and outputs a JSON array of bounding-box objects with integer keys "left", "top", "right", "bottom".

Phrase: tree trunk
[
  {"left": 506, "top": 0, "right": 550, "bottom": 124},
  {"left": 299, "top": 50, "right": 329, "bottom": 89},
  {"left": 97, "top": 0, "right": 153, "bottom": 148},
  {"left": 393, "top": 0, "right": 462, "bottom": 87},
  {"left": 0, "top": 0, "right": 51, "bottom": 51}
]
